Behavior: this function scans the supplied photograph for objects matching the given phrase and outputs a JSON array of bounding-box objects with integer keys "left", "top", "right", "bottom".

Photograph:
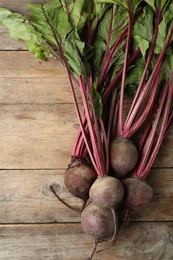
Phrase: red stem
[
  {"left": 165, "top": 110, "right": 173, "bottom": 134},
  {"left": 59, "top": 47, "right": 98, "bottom": 170},
  {"left": 97, "top": 8, "right": 142, "bottom": 91},
  {"left": 124, "top": 13, "right": 172, "bottom": 132},
  {"left": 112, "top": 101, "right": 119, "bottom": 141},
  {"left": 133, "top": 81, "right": 169, "bottom": 177},
  {"left": 99, "top": 118, "right": 109, "bottom": 174},
  {"left": 124, "top": 68, "right": 161, "bottom": 138},
  {"left": 118, "top": 1, "right": 133, "bottom": 136},
  {"left": 107, "top": 88, "right": 118, "bottom": 145},
  {"left": 138, "top": 105, "right": 154, "bottom": 152},
  {"left": 72, "top": 47, "right": 140, "bottom": 160},
  {"left": 124, "top": 5, "right": 162, "bottom": 126},
  {"left": 88, "top": 82, "right": 106, "bottom": 172},
  {"left": 97, "top": 29, "right": 128, "bottom": 90},
  {"left": 142, "top": 80, "right": 173, "bottom": 178},
  {"left": 79, "top": 76, "right": 104, "bottom": 176},
  {"left": 72, "top": 113, "right": 87, "bottom": 157},
  {"left": 103, "top": 48, "right": 140, "bottom": 105}
]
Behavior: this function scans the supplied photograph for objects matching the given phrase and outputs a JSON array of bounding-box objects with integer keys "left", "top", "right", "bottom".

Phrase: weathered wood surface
[
  {"left": 0, "top": 77, "right": 74, "bottom": 104},
  {"left": 0, "top": 27, "right": 26, "bottom": 50},
  {"left": 0, "top": 52, "right": 66, "bottom": 78},
  {"left": 0, "top": 1, "right": 173, "bottom": 259},
  {"left": 0, "top": 102, "right": 172, "bottom": 169},
  {"left": 0, "top": 169, "right": 173, "bottom": 224},
  {"left": 0, "top": 104, "right": 79, "bottom": 169},
  {"left": 0, "top": 0, "right": 48, "bottom": 14},
  {"left": 0, "top": 52, "right": 80, "bottom": 104},
  {"left": 0, "top": 222, "right": 173, "bottom": 260}
]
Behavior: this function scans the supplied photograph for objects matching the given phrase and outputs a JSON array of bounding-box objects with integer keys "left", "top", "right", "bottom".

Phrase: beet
[
  {"left": 64, "top": 160, "right": 97, "bottom": 201},
  {"left": 110, "top": 137, "right": 138, "bottom": 176},
  {"left": 89, "top": 176, "right": 124, "bottom": 209},
  {"left": 122, "top": 177, "right": 153, "bottom": 210},
  {"left": 81, "top": 203, "right": 117, "bottom": 243}
]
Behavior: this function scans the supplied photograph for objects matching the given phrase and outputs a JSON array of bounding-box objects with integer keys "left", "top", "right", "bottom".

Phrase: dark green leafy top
[{"left": 0, "top": 0, "right": 173, "bottom": 117}]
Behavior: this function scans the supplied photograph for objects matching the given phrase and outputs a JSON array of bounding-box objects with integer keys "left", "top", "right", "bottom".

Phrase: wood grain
[
  {"left": 0, "top": 104, "right": 79, "bottom": 169},
  {"left": 0, "top": 27, "right": 26, "bottom": 50},
  {"left": 0, "top": 52, "right": 66, "bottom": 78},
  {"left": 0, "top": 77, "right": 76, "bottom": 104},
  {"left": 0, "top": 51, "right": 79, "bottom": 104},
  {"left": 0, "top": 222, "right": 172, "bottom": 260},
  {"left": 0, "top": 103, "right": 172, "bottom": 169},
  {"left": 0, "top": 0, "right": 48, "bottom": 14},
  {"left": 0, "top": 169, "right": 172, "bottom": 223}
]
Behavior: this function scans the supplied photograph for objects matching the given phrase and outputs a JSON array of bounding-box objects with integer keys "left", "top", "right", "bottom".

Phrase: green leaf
[
  {"left": 91, "top": 87, "right": 103, "bottom": 118},
  {"left": 26, "top": 41, "right": 51, "bottom": 60},
  {"left": 28, "top": 1, "right": 93, "bottom": 76},
  {"left": 64, "top": 31, "right": 92, "bottom": 77},
  {"left": 144, "top": 0, "right": 172, "bottom": 11},
  {"left": 95, "top": 0, "right": 127, "bottom": 8},
  {"left": 133, "top": 6, "right": 154, "bottom": 57},
  {"left": 100, "top": 5, "right": 128, "bottom": 46},
  {"left": 60, "top": 0, "right": 90, "bottom": 31},
  {"left": 93, "top": 39, "right": 106, "bottom": 78},
  {"left": 155, "top": 2, "right": 173, "bottom": 54},
  {"left": 125, "top": 57, "right": 146, "bottom": 95},
  {"left": 162, "top": 46, "right": 173, "bottom": 79},
  {"left": 110, "top": 50, "right": 125, "bottom": 80},
  {"left": 95, "top": 0, "right": 142, "bottom": 11},
  {"left": 28, "top": 1, "right": 72, "bottom": 45},
  {"left": 93, "top": 5, "right": 127, "bottom": 78},
  {"left": 144, "top": 0, "right": 155, "bottom": 11},
  {"left": 92, "top": 1, "right": 111, "bottom": 31},
  {"left": 154, "top": 20, "right": 167, "bottom": 54},
  {"left": 133, "top": 36, "right": 149, "bottom": 57},
  {"left": 0, "top": 7, "right": 50, "bottom": 60}
]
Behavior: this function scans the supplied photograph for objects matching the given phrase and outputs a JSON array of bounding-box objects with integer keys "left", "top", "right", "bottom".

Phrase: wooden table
[{"left": 0, "top": 1, "right": 173, "bottom": 259}]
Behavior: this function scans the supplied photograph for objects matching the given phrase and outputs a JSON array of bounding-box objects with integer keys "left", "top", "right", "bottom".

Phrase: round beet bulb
[
  {"left": 89, "top": 176, "right": 124, "bottom": 209},
  {"left": 111, "top": 138, "right": 138, "bottom": 176},
  {"left": 122, "top": 177, "right": 153, "bottom": 210},
  {"left": 64, "top": 160, "right": 97, "bottom": 201},
  {"left": 81, "top": 203, "right": 117, "bottom": 243}
]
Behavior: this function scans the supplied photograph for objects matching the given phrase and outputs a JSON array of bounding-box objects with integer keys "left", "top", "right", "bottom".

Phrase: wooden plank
[
  {"left": 0, "top": 28, "right": 26, "bottom": 50},
  {"left": 0, "top": 77, "right": 76, "bottom": 104},
  {"left": 0, "top": 52, "right": 79, "bottom": 104},
  {"left": 0, "top": 169, "right": 172, "bottom": 223},
  {"left": 0, "top": 52, "right": 66, "bottom": 78},
  {"left": 0, "top": 222, "right": 172, "bottom": 260},
  {"left": 0, "top": 104, "right": 172, "bottom": 169},
  {"left": 154, "top": 131, "right": 173, "bottom": 167},
  {"left": 0, "top": 104, "right": 78, "bottom": 169},
  {"left": 0, "top": 0, "right": 48, "bottom": 14},
  {"left": 0, "top": 169, "right": 80, "bottom": 223}
]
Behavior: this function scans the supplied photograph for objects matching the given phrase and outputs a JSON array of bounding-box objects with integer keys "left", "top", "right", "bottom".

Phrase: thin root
[
  {"left": 88, "top": 241, "right": 98, "bottom": 260},
  {"left": 96, "top": 208, "right": 117, "bottom": 253},
  {"left": 96, "top": 208, "right": 131, "bottom": 254},
  {"left": 50, "top": 184, "right": 85, "bottom": 213}
]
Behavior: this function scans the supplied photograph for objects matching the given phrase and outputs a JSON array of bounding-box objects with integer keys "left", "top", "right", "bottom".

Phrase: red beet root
[
  {"left": 122, "top": 177, "right": 153, "bottom": 210},
  {"left": 110, "top": 138, "right": 138, "bottom": 176},
  {"left": 81, "top": 203, "right": 117, "bottom": 243},
  {"left": 89, "top": 176, "right": 124, "bottom": 209},
  {"left": 64, "top": 160, "right": 97, "bottom": 201}
]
